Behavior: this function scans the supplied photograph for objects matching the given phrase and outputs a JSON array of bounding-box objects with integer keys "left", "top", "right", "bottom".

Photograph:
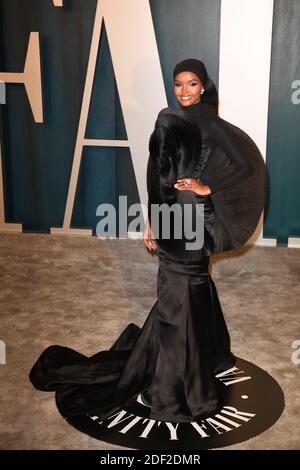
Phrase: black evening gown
[
  {"left": 29, "top": 102, "right": 266, "bottom": 423},
  {"left": 29, "top": 217, "right": 235, "bottom": 423}
]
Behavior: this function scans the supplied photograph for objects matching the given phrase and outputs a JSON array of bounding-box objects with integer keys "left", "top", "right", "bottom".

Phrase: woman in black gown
[{"left": 29, "top": 59, "right": 266, "bottom": 425}]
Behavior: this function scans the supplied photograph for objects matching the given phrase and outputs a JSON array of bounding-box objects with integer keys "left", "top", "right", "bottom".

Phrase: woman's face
[{"left": 174, "top": 71, "right": 203, "bottom": 107}]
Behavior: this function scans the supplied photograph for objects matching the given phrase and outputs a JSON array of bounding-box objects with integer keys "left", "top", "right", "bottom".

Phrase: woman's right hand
[{"left": 143, "top": 219, "right": 157, "bottom": 253}]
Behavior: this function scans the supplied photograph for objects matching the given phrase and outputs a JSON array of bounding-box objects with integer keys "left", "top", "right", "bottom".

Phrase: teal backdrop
[
  {"left": 0, "top": 0, "right": 299, "bottom": 244},
  {"left": 0, "top": 0, "right": 220, "bottom": 235},
  {"left": 264, "top": 0, "right": 300, "bottom": 244}
]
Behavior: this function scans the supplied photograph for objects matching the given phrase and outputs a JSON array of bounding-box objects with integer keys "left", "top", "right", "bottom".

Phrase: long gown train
[
  {"left": 29, "top": 249, "right": 236, "bottom": 423},
  {"left": 29, "top": 102, "right": 267, "bottom": 425}
]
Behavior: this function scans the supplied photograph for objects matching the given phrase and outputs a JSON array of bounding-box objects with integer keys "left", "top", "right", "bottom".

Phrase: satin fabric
[
  {"left": 29, "top": 104, "right": 244, "bottom": 423},
  {"left": 150, "top": 105, "right": 267, "bottom": 255},
  {"left": 142, "top": 252, "right": 235, "bottom": 422},
  {"left": 29, "top": 249, "right": 236, "bottom": 423}
]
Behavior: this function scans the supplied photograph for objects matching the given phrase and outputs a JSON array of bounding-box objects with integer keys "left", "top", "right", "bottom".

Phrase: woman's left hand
[{"left": 174, "top": 178, "right": 211, "bottom": 196}]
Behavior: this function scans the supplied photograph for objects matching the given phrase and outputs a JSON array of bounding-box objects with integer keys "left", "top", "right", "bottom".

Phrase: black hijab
[{"left": 173, "top": 58, "right": 219, "bottom": 113}]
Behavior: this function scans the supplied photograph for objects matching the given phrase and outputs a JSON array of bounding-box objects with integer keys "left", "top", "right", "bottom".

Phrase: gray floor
[{"left": 0, "top": 233, "right": 299, "bottom": 450}]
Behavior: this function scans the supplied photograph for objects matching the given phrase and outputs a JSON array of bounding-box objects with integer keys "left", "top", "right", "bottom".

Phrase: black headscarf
[{"left": 173, "top": 58, "right": 218, "bottom": 113}]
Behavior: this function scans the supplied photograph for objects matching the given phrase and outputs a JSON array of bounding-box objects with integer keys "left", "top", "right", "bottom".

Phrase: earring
[{"left": 200, "top": 88, "right": 205, "bottom": 95}]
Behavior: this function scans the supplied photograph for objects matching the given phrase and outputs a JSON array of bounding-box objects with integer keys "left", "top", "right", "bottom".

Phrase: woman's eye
[{"left": 174, "top": 82, "right": 198, "bottom": 87}]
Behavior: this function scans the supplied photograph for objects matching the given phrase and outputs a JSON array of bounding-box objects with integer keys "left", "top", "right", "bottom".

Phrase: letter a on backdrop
[{"left": 51, "top": 0, "right": 167, "bottom": 236}]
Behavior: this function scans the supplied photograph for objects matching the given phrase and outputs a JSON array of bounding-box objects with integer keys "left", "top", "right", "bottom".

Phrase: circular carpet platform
[{"left": 59, "top": 357, "right": 284, "bottom": 450}]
